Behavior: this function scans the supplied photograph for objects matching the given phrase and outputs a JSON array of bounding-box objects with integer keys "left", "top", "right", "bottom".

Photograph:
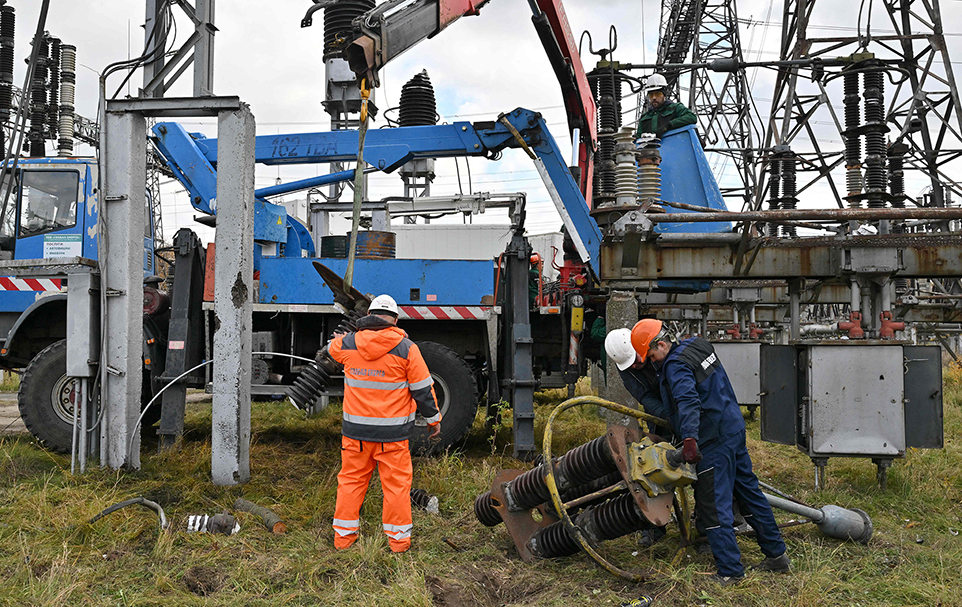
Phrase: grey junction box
[{"left": 760, "top": 342, "right": 942, "bottom": 463}]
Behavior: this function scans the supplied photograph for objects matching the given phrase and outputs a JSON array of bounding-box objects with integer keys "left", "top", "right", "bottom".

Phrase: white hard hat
[
  {"left": 369, "top": 294, "right": 399, "bottom": 318},
  {"left": 605, "top": 328, "right": 637, "bottom": 371},
  {"left": 643, "top": 73, "right": 669, "bottom": 95}
]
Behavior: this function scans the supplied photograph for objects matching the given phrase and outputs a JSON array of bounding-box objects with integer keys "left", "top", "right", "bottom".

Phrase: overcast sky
[{"left": 8, "top": 0, "right": 962, "bottom": 243}]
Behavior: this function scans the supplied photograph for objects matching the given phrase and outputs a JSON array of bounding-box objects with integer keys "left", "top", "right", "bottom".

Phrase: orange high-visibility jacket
[{"left": 329, "top": 326, "right": 441, "bottom": 442}]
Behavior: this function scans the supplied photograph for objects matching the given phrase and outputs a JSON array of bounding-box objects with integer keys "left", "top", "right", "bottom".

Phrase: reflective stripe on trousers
[{"left": 333, "top": 436, "right": 413, "bottom": 552}]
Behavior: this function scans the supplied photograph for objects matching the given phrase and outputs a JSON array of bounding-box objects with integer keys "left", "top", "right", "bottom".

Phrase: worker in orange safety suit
[{"left": 328, "top": 294, "right": 442, "bottom": 553}]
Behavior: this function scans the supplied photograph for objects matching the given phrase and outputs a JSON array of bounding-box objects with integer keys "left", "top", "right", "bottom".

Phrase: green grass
[
  {"left": 0, "top": 371, "right": 20, "bottom": 392},
  {"left": 0, "top": 371, "right": 960, "bottom": 606}
]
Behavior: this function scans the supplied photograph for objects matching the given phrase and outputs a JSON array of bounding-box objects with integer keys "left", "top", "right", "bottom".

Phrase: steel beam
[
  {"left": 211, "top": 103, "right": 255, "bottom": 485},
  {"left": 602, "top": 234, "right": 962, "bottom": 281},
  {"left": 100, "top": 106, "right": 147, "bottom": 470}
]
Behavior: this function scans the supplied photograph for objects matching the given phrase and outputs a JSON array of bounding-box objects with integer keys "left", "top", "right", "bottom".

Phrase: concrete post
[
  {"left": 211, "top": 104, "right": 255, "bottom": 485},
  {"left": 100, "top": 107, "right": 146, "bottom": 469},
  {"left": 604, "top": 291, "right": 639, "bottom": 428}
]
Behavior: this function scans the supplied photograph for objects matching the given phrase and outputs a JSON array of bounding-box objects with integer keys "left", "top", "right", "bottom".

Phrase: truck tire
[
  {"left": 18, "top": 339, "right": 160, "bottom": 453},
  {"left": 18, "top": 340, "right": 76, "bottom": 453},
  {"left": 410, "top": 341, "right": 478, "bottom": 455}
]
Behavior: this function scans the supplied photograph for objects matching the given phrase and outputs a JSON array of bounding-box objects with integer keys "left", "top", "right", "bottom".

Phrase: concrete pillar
[
  {"left": 604, "top": 291, "right": 638, "bottom": 428},
  {"left": 100, "top": 107, "right": 147, "bottom": 469},
  {"left": 211, "top": 104, "right": 255, "bottom": 485}
]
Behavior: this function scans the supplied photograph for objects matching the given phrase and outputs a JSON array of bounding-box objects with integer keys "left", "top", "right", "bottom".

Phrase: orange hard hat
[
  {"left": 530, "top": 253, "right": 542, "bottom": 265},
  {"left": 630, "top": 318, "right": 664, "bottom": 362}
]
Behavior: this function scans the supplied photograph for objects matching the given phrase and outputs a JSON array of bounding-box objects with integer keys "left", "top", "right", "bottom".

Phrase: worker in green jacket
[{"left": 635, "top": 73, "right": 697, "bottom": 138}]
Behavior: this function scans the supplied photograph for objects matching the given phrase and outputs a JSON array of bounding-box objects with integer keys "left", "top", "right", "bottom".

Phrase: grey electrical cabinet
[
  {"left": 759, "top": 342, "right": 943, "bottom": 463},
  {"left": 802, "top": 344, "right": 905, "bottom": 457},
  {"left": 712, "top": 341, "right": 761, "bottom": 410}
]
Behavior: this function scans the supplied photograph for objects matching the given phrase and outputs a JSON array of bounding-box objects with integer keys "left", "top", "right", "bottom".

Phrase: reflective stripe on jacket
[{"left": 329, "top": 326, "right": 441, "bottom": 442}]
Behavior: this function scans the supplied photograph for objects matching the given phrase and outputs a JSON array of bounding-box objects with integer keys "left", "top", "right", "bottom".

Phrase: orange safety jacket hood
[{"left": 329, "top": 326, "right": 441, "bottom": 443}]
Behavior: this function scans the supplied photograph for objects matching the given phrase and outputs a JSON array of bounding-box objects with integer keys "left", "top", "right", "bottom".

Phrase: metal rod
[
  {"left": 646, "top": 207, "right": 962, "bottom": 223},
  {"left": 765, "top": 493, "right": 824, "bottom": 522},
  {"left": 562, "top": 480, "right": 628, "bottom": 511}
]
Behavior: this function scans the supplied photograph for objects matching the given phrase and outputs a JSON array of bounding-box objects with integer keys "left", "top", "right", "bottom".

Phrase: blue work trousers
[{"left": 693, "top": 429, "right": 786, "bottom": 577}]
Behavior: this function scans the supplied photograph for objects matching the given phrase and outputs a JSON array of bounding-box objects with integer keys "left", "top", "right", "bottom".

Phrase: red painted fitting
[
  {"left": 748, "top": 324, "right": 765, "bottom": 339},
  {"left": 878, "top": 311, "right": 905, "bottom": 339},
  {"left": 725, "top": 324, "right": 742, "bottom": 340},
  {"left": 838, "top": 311, "right": 865, "bottom": 339}
]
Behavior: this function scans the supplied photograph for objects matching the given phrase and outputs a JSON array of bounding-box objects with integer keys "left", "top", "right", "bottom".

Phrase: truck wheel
[
  {"left": 410, "top": 341, "right": 478, "bottom": 455},
  {"left": 18, "top": 340, "right": 74, "bottom": 452},
  {"left": 19, "top": 340, "right": 160, "bottom": 453}
]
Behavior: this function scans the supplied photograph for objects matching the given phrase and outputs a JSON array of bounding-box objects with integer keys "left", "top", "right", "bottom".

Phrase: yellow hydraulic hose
[
  {"left": 542, "top": 396, "right": 664, "bottom": 581},
  {"left": 542, "top": 396, "right": 689, "bottom": 581}
]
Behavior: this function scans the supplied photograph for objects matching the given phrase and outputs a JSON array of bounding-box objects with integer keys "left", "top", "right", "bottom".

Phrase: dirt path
[{"left": 0, "top": 393, "right": 25, "bottom": 436}]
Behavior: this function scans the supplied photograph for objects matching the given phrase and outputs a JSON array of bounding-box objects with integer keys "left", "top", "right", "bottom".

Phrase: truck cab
[{"left": 0, "top": 158, "right": 159, "bottom": 452}]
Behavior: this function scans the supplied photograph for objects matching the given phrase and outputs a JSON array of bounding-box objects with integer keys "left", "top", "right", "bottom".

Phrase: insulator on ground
[
  {"left": 554, "top": 436, "right": 616, "bottom": 489},
  {"left": 553, "top": 471, "right": 626, "bottom": 516},
  {"left": 528, "top": 517, "right": 581, "bottom": 558},
  {"left": 474, "top": 491, "right": 503, "bottom": 527},
  {"left": 580, "top": 493, "right": 650, "bottom": 541},
  {"left": 503, "top": 435, "right": 617, "bottom": 512},
  {"left": 410, "top": 488, "right": 436, "bottom": 511},
  {"left": 322, "top": 0, "right": 376, "bottom": 61},
  {"left": 398, "top": 70, "right": 437, "bottom": 127},
  {"left": 529, "top": 493, "right": 652, "bottom": 559}
]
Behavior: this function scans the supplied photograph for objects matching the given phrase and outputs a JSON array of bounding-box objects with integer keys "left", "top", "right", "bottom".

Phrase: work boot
[
  {"left": 707, "top": 573, "right": 744, "bottom": 586},
  {"left": 638, "top": 526, "right": 667, "bottom": 547},
  {"left": 752, "top": 552, "right": 791, "bottom": 573}
]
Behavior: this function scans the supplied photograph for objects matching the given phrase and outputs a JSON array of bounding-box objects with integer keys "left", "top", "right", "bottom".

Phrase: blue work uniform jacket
[
  {"left": 618, "top": 363, "right": 674, "bottom": 438},
  {"left": 657, "top": 337, "right": 744, "bottom": 449}
]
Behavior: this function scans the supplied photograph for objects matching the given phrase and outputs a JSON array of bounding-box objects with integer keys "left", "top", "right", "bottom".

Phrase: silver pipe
[{"left": 764, "top": 492, "right": 873, "bottom": 544}]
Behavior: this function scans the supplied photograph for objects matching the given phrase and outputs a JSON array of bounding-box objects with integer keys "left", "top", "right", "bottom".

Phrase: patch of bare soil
[{"left": 183, "top": 564, "right": 226, "bottom": 596}]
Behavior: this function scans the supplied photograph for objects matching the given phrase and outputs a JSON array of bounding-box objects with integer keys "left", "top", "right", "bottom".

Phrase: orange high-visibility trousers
[{"left": 333, "top": 436, "right": 413, "bottom": 552}]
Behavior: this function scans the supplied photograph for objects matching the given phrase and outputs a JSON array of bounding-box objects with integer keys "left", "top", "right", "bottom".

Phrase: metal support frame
[
  {"left": 157, "top": 228, "right": 207, "bottom": 450},
  {"left": 143, "top": 0, "right": 215, "bottom": 98},
  {"left": 687, "top": 0, "right": 764, "bottom": 210},
  {"left": 501, "top": 227, "right": 535, "bottom": 460},
  {"left": 757, "top": 0, "right": 962, "bottom": 211}
]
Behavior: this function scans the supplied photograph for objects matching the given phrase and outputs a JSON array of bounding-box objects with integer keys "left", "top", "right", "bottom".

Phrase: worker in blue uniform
[
  {"left": 630, "top": 319, "right": 790, "bottom": 585},
  {"left": 604, "top": 328, "right": 672, "bottom": 547}
]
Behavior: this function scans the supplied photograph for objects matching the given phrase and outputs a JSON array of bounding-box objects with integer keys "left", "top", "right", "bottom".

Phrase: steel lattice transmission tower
[
  {"left": 757, "top": 0, "right": 962, "bottom": 216},
  {"left": 686, "top": 0, "right": 764, "bottom": 209},
  {"left": 647, "top": 0, "right": 764, "bottom": 210}
]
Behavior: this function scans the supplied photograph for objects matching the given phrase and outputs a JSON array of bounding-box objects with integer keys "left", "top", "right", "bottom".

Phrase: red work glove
[{"left": 682, "top": 438, "right": 702, "bottom": 464}]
